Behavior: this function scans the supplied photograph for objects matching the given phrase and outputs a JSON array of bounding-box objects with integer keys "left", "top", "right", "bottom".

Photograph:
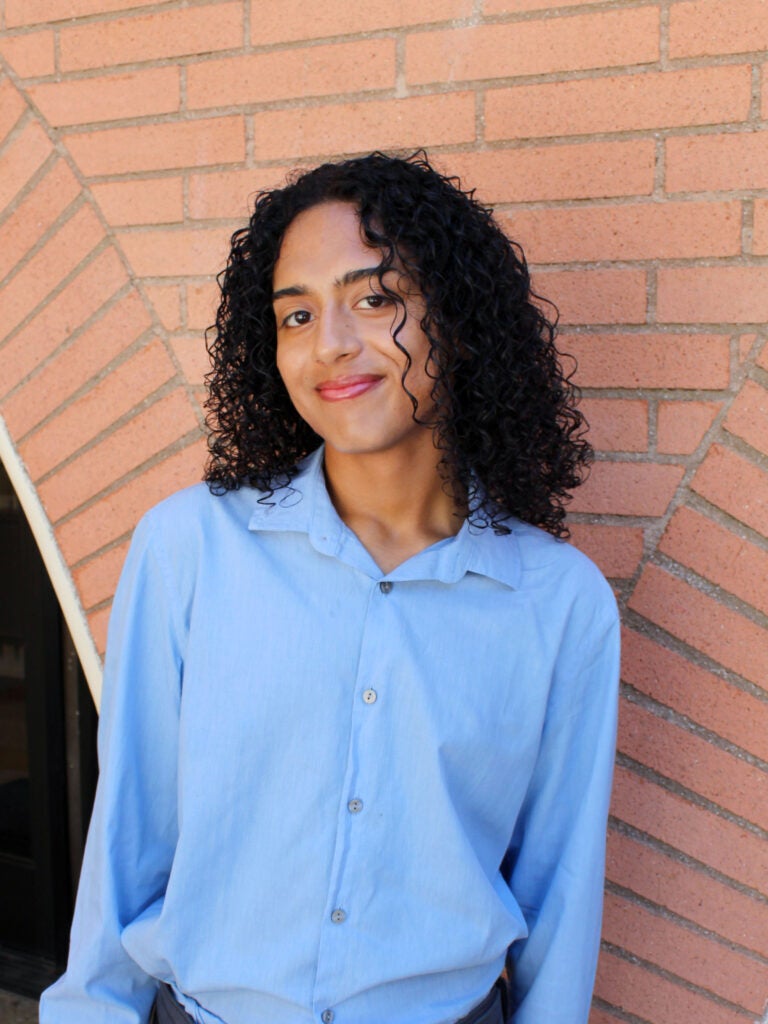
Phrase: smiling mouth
[{"left": 316, "top": 375, "right": 383, "bottom": 402}]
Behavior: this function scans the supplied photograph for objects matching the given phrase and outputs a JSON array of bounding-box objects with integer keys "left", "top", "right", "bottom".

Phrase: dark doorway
[{"left": 0, "top": 462, "right": 98, "bottom": 997}]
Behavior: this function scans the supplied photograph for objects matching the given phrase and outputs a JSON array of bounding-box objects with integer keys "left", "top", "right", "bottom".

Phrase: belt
[{"left": 152, "top": 977, "right": 508, "bottom": 1024}]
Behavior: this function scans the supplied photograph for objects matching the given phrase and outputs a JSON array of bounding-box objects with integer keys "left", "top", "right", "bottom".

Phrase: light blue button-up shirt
[{"left": 41, "top": 447, "right": 619, "bottom": 1024}]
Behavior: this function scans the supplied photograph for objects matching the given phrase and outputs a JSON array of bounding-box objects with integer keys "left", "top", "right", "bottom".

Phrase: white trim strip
[{"left": 0, "top": 413, "right": 102, "bottom": 708}]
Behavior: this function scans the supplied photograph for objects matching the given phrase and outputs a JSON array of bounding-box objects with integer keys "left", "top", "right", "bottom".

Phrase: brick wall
[{"left": 0, "top": 2, "right": 766, "bottom": 1021}]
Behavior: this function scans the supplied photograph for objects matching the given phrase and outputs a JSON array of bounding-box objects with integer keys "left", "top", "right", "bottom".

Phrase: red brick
[
  {"left": 187, "top": 40, "right": 395, "bottom": 110},
  {"left": 751, "top": 197, "right": 768, "bottom": 254},
  {"left": 446, "top": 140, "right": 655, "bottom": 205},
  {"left": 1, "top": 205, "right": 104, "bottom": 340},
  {"left": 39, "top": 389, "right": 201, "bottom": 521},
  {"left": 0, "top": 121, "right": 52, "bottom": 214},
  {"left": 611, "top": 766, "right": 768, "bottom": 893},
  {"left": 485, "top": 65, "right": 751, "bottom": 141},
  {"left": 27, "top": 67, "right": 180, "bottom": 128},
  {"left": 251, "top": 93, "right": 476, "bottom": 162},
  {"left": 723, "top": 379, "right": 768, "bottom": 455},
  {"left": 629, "top": 564, "right": 768, "bottom": 685},
  {"left": 66, "top": 116, "right": 245, "bottom": 176},
  {"left": 0, "top": 31, "right": 56, "bottom": 77},
  {"left": 564, "top": 333, "right": 730, "bottom": 390},
  {"left": 90, "top": 177, "right": 184, "bottom": 228},
  {"left": 0, "top": 248, "right": 127, "bottom": 394},
  {"left": 0, "top": 76, "right": 27, "bottom": 145},
  {"left": 691, "top": 444, "right": 768, "bottom": 536},
  {"left": 567, "top": 524, "right": 643, "bottom": 579},
  {"left": 606, "top": 830, "right": 768, "bottom": 958},
  {"left": 501, "top": 200, "right": 741, "bottom": 264},
  {"left": 1, "top": 291, "right": 151, "bottom": 438},
  {"left": 588, "top": 1009, "right": 623, "bottom": 1024},
  {"left": 57, "top": 439, "right": 205, "bottom": 565},
  {"left": 116, "top": 226, "right": 231, "bottom": 278},
  {"left": 169, "top": 336, "right": 211, "bottom": 389},
  {"left": 595, "top": 949, "right": 747, "bottom": 1024},
  {"left": 758, "top": 341, "right": 768, "bottom": 372},
  {"left": 658, "top": 266, "right": 768, "bottom": 324},
  {"left": 60, "top": 4, "right": 243, "bottom": 72},
  {"left": 531, "top": 269, "right": 647, "bottom": 325},
  {"left": 657, "top": 400, "right": 721, "bottom": 455},
  {"left": 144, "top": 284, "right": 182, "bottom": 331},
  {"left": 619, "top": 700, "right": 768, "bottom": 831},
  {"left": 602, "top": 892, "right": 768, "bottom": 1011},
  {"left": 666, "top": 131, "right": 768, "bottom": 193},
  {"left": 250, "top": 0, "right": 472, "bottom": 44},
  {"left": 738, "top": 333, "right": 757, "bottom": 362},
  {"left": 0, "top": 159, "right": 80, "bottom": 282},
  {"left": 485, "top": 0, "right": 608, "bottom": 10},
  {"left": 186, "top": 280, "right": 220, "bottom": 331},
  {"left": 407, "top": 7, "right": 659, "bottom": 85},
  {"left": 189, "top": 166, "right": 293, "bottom": 220},
  {"left": 621, "top": 628, "right": 768, "bottom": 762},
  {"left": 669, "top": 0, "right": 768, "bottom": 58},
  {"left": 19, "top": 339, "right": 177, "bottom": 477},
  {"left": 660, "top": 506, "right": 768, "bottom": 617},
  {"left": 569, "top": 462, "right": 683, "bottom": 516},
  {"left": 579, "top": 398, "right": 648, "bottom": 453},
  {"left": 5, "top": 0, "right": 159, "bottom": 26},
  {"left": 74, "top": 540, "right": 130, "bottom": 611}
]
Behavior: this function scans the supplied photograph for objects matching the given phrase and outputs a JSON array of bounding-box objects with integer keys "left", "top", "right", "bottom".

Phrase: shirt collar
[{"left": 247, "top": 446, "right": 520, "bottom": 589}]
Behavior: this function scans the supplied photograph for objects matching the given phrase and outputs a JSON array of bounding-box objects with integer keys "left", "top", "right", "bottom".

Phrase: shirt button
[
  {"left": 347, "top": 798, "right": 363, "bottom": 813},
  {"left": 379, "top": 581, "right": 393, "bottom": 594},
  {"left": 331, "top": 908, "right": 346, "bottom": 924},
  {"left": 322, "top": 1012, "right": 335, "bottom": 1024},
  {"left": 362, "top": 689, "right": 377, "bottom": 704}
]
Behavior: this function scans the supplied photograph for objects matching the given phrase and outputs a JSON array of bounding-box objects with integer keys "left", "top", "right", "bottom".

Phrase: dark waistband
[{"left": 152, "top": 979, "right": 506, "bottom": 1024}]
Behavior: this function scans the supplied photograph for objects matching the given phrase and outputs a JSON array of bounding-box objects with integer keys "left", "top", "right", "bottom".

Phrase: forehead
[{"left": 273, "top": 202, "right": 375, "bottom": 288}]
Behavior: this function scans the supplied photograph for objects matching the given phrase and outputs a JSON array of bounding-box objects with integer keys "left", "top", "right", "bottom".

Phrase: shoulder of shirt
[
  {"left": 133, "top": 480, "right": 271, "bottom": 549},
  {"left": 487, "top": 519, "right": 617, "bottom": 620}
]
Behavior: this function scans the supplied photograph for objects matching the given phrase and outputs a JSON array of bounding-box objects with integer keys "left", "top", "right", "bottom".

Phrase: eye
[
  {"left": 357, "top": 293, "right": 392, "bottom": 311},
  {"left": 280, "top": 309, "right": 313, "bottom": 328}
]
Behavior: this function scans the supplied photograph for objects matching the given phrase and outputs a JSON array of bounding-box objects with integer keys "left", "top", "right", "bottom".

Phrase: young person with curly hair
[{"left": 41, "top": 152, "right": 619, "bottom": 1024}]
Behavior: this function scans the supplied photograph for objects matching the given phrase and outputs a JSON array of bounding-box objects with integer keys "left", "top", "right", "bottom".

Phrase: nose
[{"left": 312, "top": 302, "right": 362, "bottom": 364}]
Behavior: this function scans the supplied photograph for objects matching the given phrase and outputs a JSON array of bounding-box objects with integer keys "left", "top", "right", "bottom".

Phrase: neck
[{"left": 323, "top": 441, "right": 465, "bottom": 574}]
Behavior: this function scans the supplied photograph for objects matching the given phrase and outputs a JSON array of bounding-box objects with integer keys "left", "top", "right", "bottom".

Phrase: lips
[{"left": 315, "top": 374, "right": 383, "bottom": 402}]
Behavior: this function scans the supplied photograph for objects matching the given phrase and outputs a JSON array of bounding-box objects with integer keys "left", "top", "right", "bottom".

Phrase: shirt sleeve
[
  {"left": 504, "top": 602, "right": 620, "bottom": 1024},
  {"left": 39, "top": 513, "right": 184, "bottom": 1024}
]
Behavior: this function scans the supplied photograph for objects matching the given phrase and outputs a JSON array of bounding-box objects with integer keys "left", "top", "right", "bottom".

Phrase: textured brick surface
[
  {"left": 250, "top": 0, "right": 473, "bottom": 44},
  {"left": 59, "top": 4, "right": 243, "bottom": 71},
  {"left": 406, "top": 8, "right": 659, "bottom": 84},
  {"left": 607, "top": 831, "right": 768, "bottom": 959},
  {"left": 485, "top": 66, "right": 751, "bottom": 140},
  {"left": 251, "top": 94, "right": 476, "bottom": 161},
  {"left": 2, "top": 6, "right": 768, "bottom": 1021},
  {"left": 691, "top": 444, "right": 768, "bottom": 536},
  {"left": 569, "top": 462, "right": 684, "bottom": 516},
  {"left": 656, "top": 400, "right": 720, "bottom": 455},
  {"left": 629, "top": 564, "right": 768, "bottom": 686},
  {"left": 602, "top": 891, "right": 768, "bottom": 1011},
  {"left": 565, "top": 334, "right": 730, "bottom": 390},
  {"left": 621, "top": 628, "right": 768, "bottom": 762},
  {"left": 66, "top": 117, "right": 246, "bottom": 176},
  {"left": 447, "top": 141, "right": 655, "bottom": 204}
]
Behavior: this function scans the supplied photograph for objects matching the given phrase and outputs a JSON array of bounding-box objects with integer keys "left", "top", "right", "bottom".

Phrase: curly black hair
[{"left": 205, "top": 150, "right": 591, "bottom": 537}]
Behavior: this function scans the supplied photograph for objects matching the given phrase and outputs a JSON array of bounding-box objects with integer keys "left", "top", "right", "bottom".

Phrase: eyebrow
[{"left": 272, "top": 265, "right": 387, "bottom": 302}]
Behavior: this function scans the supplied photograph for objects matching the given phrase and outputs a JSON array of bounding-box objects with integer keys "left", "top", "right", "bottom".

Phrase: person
[{"left": 40, "top": 151, "right": 620, "bottom": 1024}]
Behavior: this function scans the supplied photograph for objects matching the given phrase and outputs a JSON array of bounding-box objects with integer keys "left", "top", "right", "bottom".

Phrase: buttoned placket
[{"left": 311, "top": 577, "right": 397, "bottom": 1023}]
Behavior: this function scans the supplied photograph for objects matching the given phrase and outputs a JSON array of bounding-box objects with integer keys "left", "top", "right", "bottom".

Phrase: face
[{"left": 272, "top": 201, "right": 436, "bottom": 462}]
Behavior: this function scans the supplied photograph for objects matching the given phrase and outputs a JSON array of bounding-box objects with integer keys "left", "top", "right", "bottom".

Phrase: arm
[
  {"left": 504, "top": 608, "right": 620, "bottom": 1024},
  {"left": 40, "top": 514, "right": 184, "bottom": 1024}
]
